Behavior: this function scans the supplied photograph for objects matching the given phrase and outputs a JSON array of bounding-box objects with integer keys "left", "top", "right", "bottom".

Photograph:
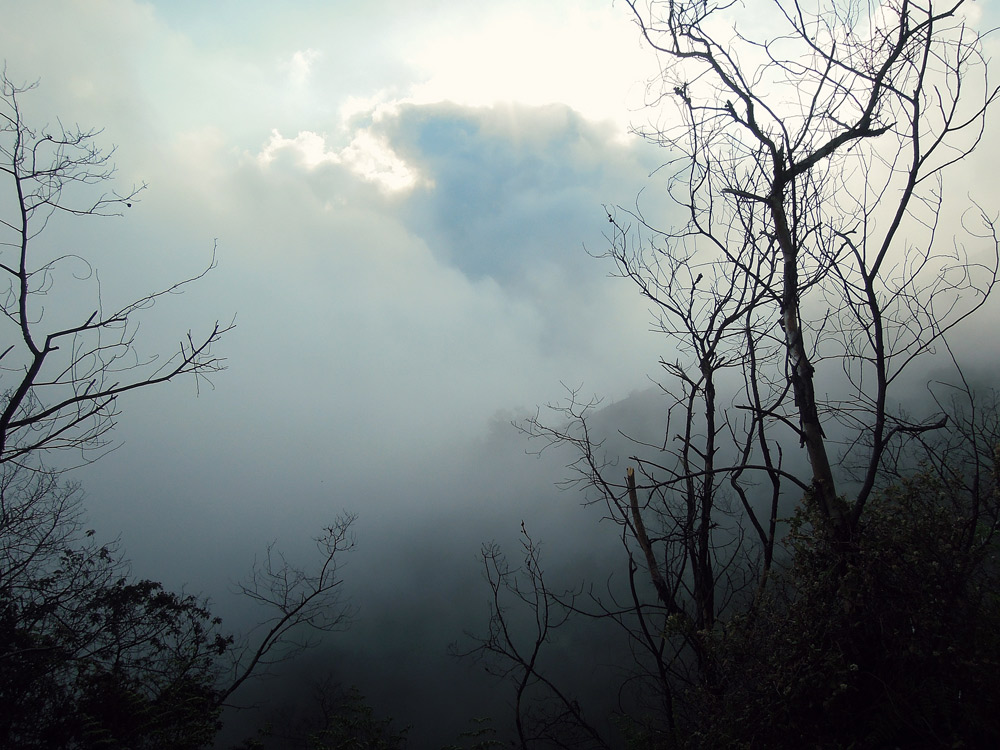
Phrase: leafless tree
[
  {"left": 0, "top": 72, "right": 231, "bottom": 468},
  {"left": 476, "top": 0, "right": 1000, "bottom": 744},
  {"left": 219, "top": 513, "right": 357, "bottom": 707},
  {"left": 617, "top": 0, "right": 998, "bottom": 537},
  {"left": 462, "top": 523, "right": 612, "bottom": 750},
  {"left": 0, "top": 73, "right": 356, "bottom": 745}
]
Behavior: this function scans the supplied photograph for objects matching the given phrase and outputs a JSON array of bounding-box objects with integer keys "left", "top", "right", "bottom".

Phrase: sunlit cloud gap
[{"left": 256, "top": 127, "right": 424, "bottom": 193}]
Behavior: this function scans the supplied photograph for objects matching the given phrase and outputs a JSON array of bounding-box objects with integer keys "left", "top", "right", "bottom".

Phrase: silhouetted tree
[
  {"left": 0, "top": 71, "right": 231, "bottom": 467},
  {"left": 611, "top": 0, "right": 997, "bottom": 540},
  {"left": 0, "top": 72, "right": 356, "bottom": 747},
  {"left": 0, "top": 464, "right": 231, "bottom": 749},
  {"left": 463, "top": 524, "right": 611, "bottom": 749},
  {"left": 473, "top": 0, "right": 1000, "bottom": 746},
  {"left": 0, "top": 446, "right": 358, "bottom": 748},
  {"left": 220, "top": 514, "right": 357, "bottom": 707}
]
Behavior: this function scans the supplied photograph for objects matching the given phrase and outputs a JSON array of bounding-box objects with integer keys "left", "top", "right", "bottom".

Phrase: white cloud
[
  {"left": 341, "top": 129, "right": 423, "bottom": 192},
  {"left": 397, "top": 2, "right": 652, "bottom": 135},
  {"left": 257, "top": 129, "right": 338, "bottom": 169},
  {"left": 284, "top": 48, "right": 322, "bottom": 88},
  {"left": 255, "top": 126, "right": 422, "bottom": 193},
  {"left": 339, "top": 90, "right": 403, "bottom": 128}
]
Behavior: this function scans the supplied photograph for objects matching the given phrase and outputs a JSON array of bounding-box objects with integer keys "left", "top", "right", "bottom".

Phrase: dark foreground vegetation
[{"left": 3, "top": 0, "right": 1000, "bottom": 748}]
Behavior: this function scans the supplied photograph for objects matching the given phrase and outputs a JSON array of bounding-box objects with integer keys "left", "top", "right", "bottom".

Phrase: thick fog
[
  {"left": 0, "top": 0, "right": 673, "bottom": 744},
  {"left": 3, "top": 0, "right": 1000, "bottom": 747}
]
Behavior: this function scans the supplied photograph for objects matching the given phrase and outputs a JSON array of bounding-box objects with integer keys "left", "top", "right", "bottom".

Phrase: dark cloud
[{"left": 379, "top": 101, "right": 664, "bottom": 285}]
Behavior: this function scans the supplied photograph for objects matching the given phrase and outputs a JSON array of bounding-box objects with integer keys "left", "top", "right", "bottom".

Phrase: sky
[
  {"left": 3, "top": 0, "right": 1000, "bottom": 745},
  {"left": 0, "top": 1, "right": 671, "bottom": 565}
]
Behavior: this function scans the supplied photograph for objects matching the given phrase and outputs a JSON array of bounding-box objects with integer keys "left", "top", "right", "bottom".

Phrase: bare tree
[
  {"left": 0, "top": 73, "right": 357, "bottom": 746},
  {"left": 462, "top": 523, "right": 611, "bottom": 750},
  {"left": 0, "top": 72, "right": 231, "bottom": 468},
  {"left": 475, "top": 1, "right": 1000, "bottom": 745},
  {"left": 618, "top": 0, "right": 998, "bottom": 538},
  {"left": 219, "top": 513, "right": 357, "bottom": 707}
]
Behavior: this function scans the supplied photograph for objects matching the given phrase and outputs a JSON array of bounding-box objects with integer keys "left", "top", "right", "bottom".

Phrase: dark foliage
[
  {"left": 230, "top": 681, "right": 409, "bottom": 750},
  {"left": 0, "top": 467, "right": 231, "bottom": 749},
  {"left": 303, "top": 686, "right": 409, "bottom": 750},
  {"left": 683, "top": 471, "right": 1000, "bottom": 749}
]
